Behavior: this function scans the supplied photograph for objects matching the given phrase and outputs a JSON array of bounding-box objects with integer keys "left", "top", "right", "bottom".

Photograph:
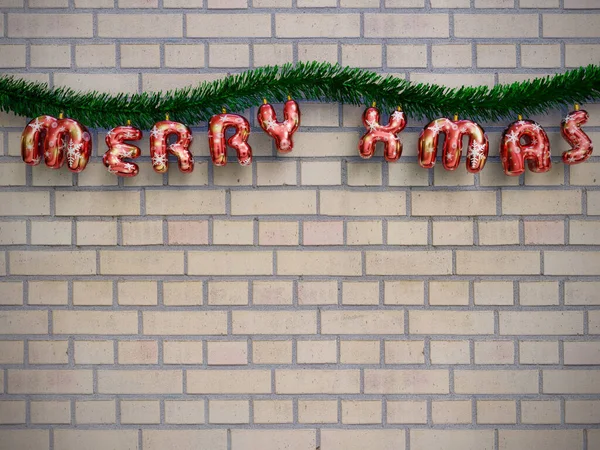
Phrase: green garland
[{"left": 1, "top": 62, "right": 599, "bottom": 129}]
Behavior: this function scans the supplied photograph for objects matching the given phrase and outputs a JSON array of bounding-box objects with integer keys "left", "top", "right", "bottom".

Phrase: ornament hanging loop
[
  {"left": 574, "top": 103, "right": 580, "bottom": 111},
  {"left": 453, "top": 114, "right": 459, "bottom": 121},
  {"left": 263, "top": 98, "right": 267, "bottom": 105},
  {"left": 59, "top": 111, "right": 64, "bottom": 119},
  {"left": 222, "top": 107, "right": 227, "bottom": 114},
  {"left": 518, "top": 114, "right": 523, "bottom": 121},
  {"left": 165, "top": 113, "right": 170, "bottom": 121},
  {"left": 127, "top": 119, "right": 131, "bottom": 126},
  {"left": 372, "top": 101, "right": 376, "bottom": 108}
]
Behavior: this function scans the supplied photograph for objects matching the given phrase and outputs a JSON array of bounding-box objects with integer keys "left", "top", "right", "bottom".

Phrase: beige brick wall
[{"left": 0, "top": 1, "right": 599, "bottom": 449}]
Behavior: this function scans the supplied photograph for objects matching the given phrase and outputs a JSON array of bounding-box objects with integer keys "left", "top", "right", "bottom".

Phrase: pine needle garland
[{"left": 1, "top": 62, "right": 599, "bottom": 129}]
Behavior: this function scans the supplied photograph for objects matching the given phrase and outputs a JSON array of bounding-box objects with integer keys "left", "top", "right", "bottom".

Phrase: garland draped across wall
[{"left": 2, "top": 62, "right": 599, "bottom": 177}]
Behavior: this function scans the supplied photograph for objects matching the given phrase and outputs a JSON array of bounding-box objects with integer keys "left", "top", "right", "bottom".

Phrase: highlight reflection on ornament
[
  {"left": 103, "top": 125, "right": 142, "bottom": 177},
  {"left": 500, "top": 118, "right": 551, "bottom": 176},
  {"left": 208, "top": 113, "right": 252, "bottom": 166},
  {"left": 149, "top": 119, "right": 194, "bottom": 173},
  {"left": 560, "top": 107, "right": 593, "bottom": 165},
  {"left": 358, "top": 106, "right": 406, "bottom": 162},
  {"left": 258, "top": 99, "right": 300, "bottom": 153}
]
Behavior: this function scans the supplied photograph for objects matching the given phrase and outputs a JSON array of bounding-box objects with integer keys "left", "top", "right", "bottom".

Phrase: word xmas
[{"left": 21, "top": 102, "right": 592, "bottom": 178}]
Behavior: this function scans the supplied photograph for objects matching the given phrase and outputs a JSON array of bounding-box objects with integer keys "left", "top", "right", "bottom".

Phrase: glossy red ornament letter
[
  {"left": 208, "top": 113, "right": 252, "bottom": 166},
  {"left": 103, "top": 125, "right": 142, "bottom": 177},
  {"left": 258, "top": 99, "right": 300, "bottom": 153},
  {"left": 561, "top": 108, "right": 593, "bottom": 164},
  {"left": 21, "top": 115, "right": 92, "bottom": 172},
  {"left": 500, "top": 119, "right": 551, "bottom": 176},
  {"left": 418, "top": 118, "right": 489, "bottom": 173},
  {"left": 149, "top": 120, "right": 194, "bottom": 173},
  {"left": 359, "top": 107, "right": 406, "bottom": 162}
]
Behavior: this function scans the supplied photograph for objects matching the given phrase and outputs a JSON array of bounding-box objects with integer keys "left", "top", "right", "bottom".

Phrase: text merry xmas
[{"left": 21, "top": 100, "right": 593, "bottom": 178}]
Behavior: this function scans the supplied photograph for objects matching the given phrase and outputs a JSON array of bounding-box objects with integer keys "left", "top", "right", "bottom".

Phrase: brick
[
  {"left": 165, "top": 400, "right": 205, "bottom": 424},
  {"left": 73, "top": 281, "right": 112, "bottom": 306},
  {"left": 298, "top": 400, "right": 337, "bottom": 423},
  {"left": 190, "top": 251, "right": 272, "bottom": 275},
  {"left": 301, "top": 161, "right": 342, "bottom": 185},
  {"left": 0, "top": 341, "right": 24, "bottom": 364},
  {"left": 277, "top": 14, "right": 359, "bottom": 37},
  {"left": 30, "top": 401, "right": 69, "bottom": 424},
  {"left": 477, "top": 220, "right": 522, "bottom": 245},
  {"left": 544, "top": 14, "right": 600, "bottom": 37},
  {"left": 430, "top": 281, "right": 469, "bottom": 306},
  {"left": 55, "top": 73, "right": 138, "bottom": 95},
  {"left": 498, "top": 431, "right": 582, "bottom": 450},
  {"left": 29, "top": 341, "right": 69, "bottom": 364},
  {"left": 278, "top": 250, "right": 361, "bottom": 276},
  {"left": 565, "top": 282, "right": 600, "bottom": 305},
  {"left": 570, "top": 220, "right": 600, "bottom": 244},
  {"left": 342, "top": 281, "right": 379, "bottom": 305},
  {"left": 298, "top": 43, "right": 338, "bottom": 63},
  {"left": 522, "top": 44, "right": 561, "bottom": 68},
  {"left": 340, "top": 340, "right": 380, "bottom": 364},
  {"left": 503, "top": 190, "right": 581, "bottom": 215},
  {"left": 254, "top": 400, "right": 293, "bottom": 424},
  {"left": 0, "top": 221, "right": 26, "bottom": 245},
  {"left": 321, "top": 191, "right": 405, "bottom": 216},
  {"left": 56, "top": 191, "right": 139, "bottom": 216},
  {"left": 341, "top": 44, "right": 382, "bottom": 68},
  {"left": 477, "top": 401, "right": 516, "bottom": 424},
  {"left": 413, "top": 191, "right": 496, "bottom": 216},
  {"left": 0, "top": 192, "right": 49, "bottom": 215},
  {"left": 545, "top": 251, "right": 600, "bottom": 275},
  {"left": 521, "top": 400, "right": 560, "bottom": 424},
  {"left": 31, "top": 221, "right": 71, "bottom": 245},
  {"left": 232, "top": 431, "right": 315, "bottom": 450},
  {"left": 74, "top": 341, "right": 114, "bottom": 365},
  {"left": 367, "top": 251, "right": 452, "bottom": 275},
  {"left": 187, "top": 370, "right": 271, "bottom": 394},
  {"left": 410, "top": 311, "right": 494, "bottom": 335},
  {"left": 0, "top": 401, "right": 25, "bottom": 424},
  {"left": 411, "top": 73, "right": 494, "bottom": 88},
  {"left": 207, "top": 341, "right": 247, "bottom": 365},
  {"left": 32, "top": 166, "right": 71, "bottom": 187},
  {"left": 564, "top": 342, "right": 600, "bottom": 365},
  {"left": 500, "top": 311, "right": 582, "bottom": 335},
  {"left": 8, "top": 13, "right": 92, "bottom": 37},
  {"left": 55, "top": 430, "right": 138, "bottom": 450},
  {"left": 163, "top": 341, "right": 203, "bottom": 365},
  {"left": 187, "top": 14, "right": 270, "bottom": 37},
  {"left": 432, "top": 400, "right": 472, "bottom": 424},
  {"left": 213, "top": 220, "right": 254, "bottom": 245},
  {"left": 0, "top": 45, "right": 26, "bottom": 68},
  {"left": 143, "top": 311, "right": 226, "bottom": 335},
  {"left": 456, "top": 250, "right": 540, "bottom": 275},
  {"left": 233, "top": 311, "right": 316, "bottom": 335},
  {"left": 289, "top": 132, "right": 359, "bottom": 157},
  {"left": 297, "top": 340, "right": 337, "bottom": 364},
  {"left": 232, "top": 190, "right": 315, "bottom": 215},
  {"left": 276, "top": 370, "right": 360, "bottom": 394},
  {"left": 0, "top": 163, "right": 25, "bottom": 185},
  {"left": 168, "top": 221, "right": 208, "bottom": 245},
  {"left": 455, "top": 14, "right": 538, "bottom": 37},
  {"left": 519, "top": 281, "right": 558, "bottom": 306},
  {"left": 258, "top": 221, "right": 298, "bottom": 245},
  {"left": 54, "top": 311, "right": 138, "bottom": 335},
  {"left": 146, "top": 190, "right": 225, "bottom": 215},
  {"left": 387, "top": 44, "right": 427, "bottom": 68},
  {"left": 98, "top": 370, "right": 181, "bottom": 394},
  {"left": 210, "top": 400, "right": 249, "bottom": 424},
  {"left": 144, "top": 431, "right": 226, "bottom": 450},
  {"left": 347, "top": 221, "right": 382, "bottom": 245},
  {"left": 366, "top": 13, "right": 448, "bottom": 37},
  {"left": 385, "top": 340, "right": 424, "bottom": 364},
  {"left": 474, "top": 340, "right": 514, "bottom": 364},
  {"left": 322, "top": 311, "right": 403, "bottom": 334},
  {"left": 165, "top": 44, "right": 205, "bottom": 68},
  {"left": 253, "top": 341, "right": 292, "bottom": 364},
  {"left": 0, "top": 431, "right": 49, "bottom": 450},
  {"left": 298, "top": 0, "right": 334, "bottom": 5},
  {"left": 120, "top": 44, "right": 160, "bottom": 68},
  {"left": 256, "top": 161, "right": 297, "bottom": 186},
  {"left": 342, "top": 0, "right": 378, "bottom": 4},
  {"left": 566, "top": 44, "right": 600, "bottom": 67},
  {"left": 566, "top": 400, "right": 600, "bottom": 423},
  {"left": 8, "top": 369, "right": 92, "bottom": 394},
  {"left": 0, "top": 282, "right": 22, "bottom": 305},
  {"left": 118, "top": 281, "right": 157, "bottom": 305},
  {"left": 118, "top": 340, "right": 158, "bottom": 365},
  {"left": 0, "top": 311, "right": 47, "bottom": 335},
  {"left": 455, "top": 370, "right": 538, "bottom": 394},
  {"left": 341, "top": 401, "right": 382, "bottom": 424},
  {"left": 302, "top": 221, "right": 343, "bottom": 246},
  {"left": 209, "top": 44, "right": 249, "bottom": 68},
  {"left": 433, "top": 44, "right": 472, "bottom": 68},
  {"left": 208, "top": 281, "right": 248, "bottom": 305},
  {"left": 477, "top": 44, "right": 516, "bottom": 68},
  {"left": 590, "top": 191, "right": 600, "bottom": 215},
  {"left": 76, "top": 221, "right": 117, "bottom": 246},
  {"left": 98, "top": 14, "right": 181, "bottom": 37},
  {"left": 388, "top": 221, "right": 428, "bottom": 245},
  {"left": 75, "top": 44, "right": 115, "bottom": 67},
  {"left": 254, "top": 44, "right": 293, "bottom": 66},
  {"left": 122, "top": 220, "right": 163, "bottom": 245},
  {"left": 365, "top": 370, "right": 449, "bottom": 394},
  {"left": 524, "top": 221, "right": 564, "bottom": 245},
  {"left": 119, "top": 0, "right": 158, "bottom": 6},
  {"left": 591, "top": 311, "right": 600, "bottom": 334},
  {"left": 412, "top": 430, "right": 494, "bottom": 450},
  {"left": 384, "top": 281, "right": 425, "bottom": 305},
  {"left": 474, "top": 281, "right": 514, "bottom": 305},
  {"left": 430, "top": 340, "right": 470, "bottom": 364},
  {"left": 519, "top": 341, "right": 559, "bottom": 365},
  {"left": 100, "top": 251, "right": 183, "bottom": 275},
  {"left": 121, "top": 400, "right": 160, "bottom": 424},
  {"left": 298, "top": 281, "right": 338, "bottom": 305},
  {"left": 253, "top": 281, "right": 292, "bottom": 305},
  {"left": 76, "top": 401, "right": 116, "bottom": 424},
  {"left": 387, "top": 401, "right": 427, "bottom": 424}
]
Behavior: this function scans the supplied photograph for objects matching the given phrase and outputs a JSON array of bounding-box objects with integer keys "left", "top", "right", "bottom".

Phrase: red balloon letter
[
  {"left": 208, "top": 113, "right": 252, "bottom": 166},
  {"left": 500, "top": 119, "right": 551, "bottom": 176},
  {"left": 359, "top": 107, "right": 406, "bottom": 162},
  {"left": 418, "top": 118, "right": 489, "bottom": 173},
  {"left": 103, "top": 125, "right": 142, "bottom": 177},
  {"left": 561, "top": 109, "right": 593, "bottom": 164},
  {"left": 21, "top": 115, "right": 92, "bottom": 172},
  {"left": 258, "top": 99, "right": 300, "bottom": 153},
  {"left": 149, "top": 121, "right": 194, "bottom": 173}
]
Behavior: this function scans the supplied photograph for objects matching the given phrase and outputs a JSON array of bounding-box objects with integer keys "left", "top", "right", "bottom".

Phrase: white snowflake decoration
[
  {"left": 506, "top": 130, "right": 519, "bottom": 144},
  {"left": 531, "top": 123, "right": 542, "bottom": 132},
  {"left": 107, "top": 166, "right": 119, "bottom": 174},
  {"left": 567, "top": 155, "right": 577, "bottom": 164},
  {"left": 120, "top": 148, "right": 135, "bottom": 158},
  {"left": 152, "top": 153, "right": 167, "bottom": 167},
  {"left": 66, "top": 141, "right": 82, "bottom": 165},
  {"left": 263, "top": 118, "right": 278, "bottom": 130},
  {"left": 517, "top": 120, "right": 527, "bottom": 126},
  {"left": 428, "top": 122, "right": 442, "bottom": 134},
  {"left": 564, "top": 114, "right": 574, "bottom": 123},
  {"left": 28, "top": 118, "right": 44, "bottom": 133},
  {"left": 150, "top": 126, "right": 163, "bottom": 139},
  {"left": 366, "top": 119, "right": 378, "bottom": 132},
  {"left": 391, "top": 110, "right": 404, "bottom": 121},
  {"left": 123, "top": 163, "right": 136, "bottom": 171},
  {"left": 469, "top": 142, "right": 487, "bottom": 166}
]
